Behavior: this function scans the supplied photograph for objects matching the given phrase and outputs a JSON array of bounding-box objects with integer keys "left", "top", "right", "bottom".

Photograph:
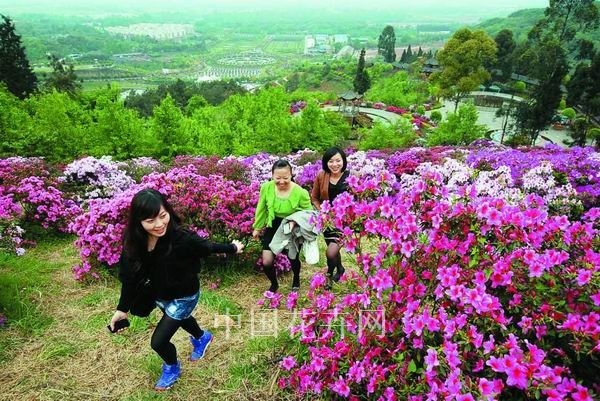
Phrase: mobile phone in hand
[{"left": 107, "top": 318, "right": 130, "bottom": 333}]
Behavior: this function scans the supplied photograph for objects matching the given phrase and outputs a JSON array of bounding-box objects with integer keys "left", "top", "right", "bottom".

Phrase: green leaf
[{"left": 408, "top": 360, "right": 417, "bottom": 373}]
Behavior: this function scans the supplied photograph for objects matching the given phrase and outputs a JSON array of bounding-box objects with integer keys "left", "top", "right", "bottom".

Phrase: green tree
[
  {"left": 577, "top": 38, "right": 595, "bottom": 60},
  {"left": 432, "top": 28, "right": 497, "bottom": 112},
  {"left": 512, "top": 38, "right": 568, "bottom": 145},
  {"left": 405, "top": 45, "right": 413, "bottom": 63},
  {"left": 353, "top": 48, "right": 371, "bottom": 95},
  {"left": 496, "top": 80, "right": 526, "bottom": 144},
  {"left": 0, "top": 15, "right": 37, "bottom": 98},
  {"left": 535, "top": 0, "right": 599, "bottom": 42},
  {"left": 292, "top": 101, "right": 349, "bottom": 150},
  {"left": 223, "top": 87, "right": 293, "bottom": 155},
  {"left": 150, "top": 94, "right": 190, "bottom": 158},
  {"left": 125, "top": 80, "right": 246, "bottom": 117},
  {"left": 494, "top": 29, "right": 516, "bottom": 81},
  {"left": 25, "top": 90, "right": 91, "bottom": 162},
  {"left": 188, "top": 105, "right": 233, "bottom": 156},
  {"left": 566, "top": 52, "right": 600, "bottom": 146},
  {"left": 285, "top": 73, "right": 301, "bottom": 93},
  {"left": 0, "top": 84, "right": 31, "bottom": 156},
  {"left": 359, "top": 119, "right": 417, "bottom": 150},
  {"left": 399, "top": 49, "right": 407, "bottom": 62},
  {"left": 378, "top": 25, "right": 397, "bottom": 63},
  {"left": 427, "top": 102, "right": 487, "bottom": 146},
  {"left": 43, "top": 54, "right": 81, "bottom": 95},
  {"left": 185, "top": 94, "right": 208, "bottom": 116},
  {"left": 89, "top": 87, "right": 152, "bottom": 159},
  {"left": 366, "top": 71, "right": 428, "bottom": 107}
]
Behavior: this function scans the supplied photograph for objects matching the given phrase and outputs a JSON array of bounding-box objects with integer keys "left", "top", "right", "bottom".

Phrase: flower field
[{"left": 1, "top": 142, "right": 599, "bottom": 399}]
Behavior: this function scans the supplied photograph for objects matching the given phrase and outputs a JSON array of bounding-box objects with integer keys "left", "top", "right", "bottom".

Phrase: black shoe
[
  {"left": 268, "top": 282, "right": 279, "bottom": 293},
  {"left": 325, "top": 274, "right": 334, "bottom": 290},
  {"left": 333, "top": 266, "right": 345, "bottom": 282},
  {"left": 291, "top": 286, "right": 300, "bottom": 292}
]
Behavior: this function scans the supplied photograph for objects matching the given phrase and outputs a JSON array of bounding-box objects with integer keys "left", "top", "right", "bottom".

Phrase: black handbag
[{"left": 129, "top": 277, "right": 156, "bottom": 317}]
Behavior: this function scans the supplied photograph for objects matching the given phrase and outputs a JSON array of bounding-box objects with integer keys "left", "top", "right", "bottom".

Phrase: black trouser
[{"left": 150, "top": 314, "right": 204, "bottom": 365}]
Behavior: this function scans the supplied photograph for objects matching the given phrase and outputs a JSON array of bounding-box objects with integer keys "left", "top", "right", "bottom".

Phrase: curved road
[{"left": 322, "top": 105, "right": 402, "bottom": 124}]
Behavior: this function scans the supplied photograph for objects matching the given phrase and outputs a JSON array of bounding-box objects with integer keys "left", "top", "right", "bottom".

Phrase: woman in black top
[
  {"left": 311, "top": 147, "right": 350, "bottom": 287},
  {"left": 108, "top": 189, "right": 243, "bottom": 391}
]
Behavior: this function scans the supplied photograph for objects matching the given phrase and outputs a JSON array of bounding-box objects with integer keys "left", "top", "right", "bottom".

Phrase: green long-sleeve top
[{"left": 252, "top": 181, "right": 313, "bottom": 229}]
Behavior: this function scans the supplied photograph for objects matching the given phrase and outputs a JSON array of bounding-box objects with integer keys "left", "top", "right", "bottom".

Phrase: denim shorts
[{"left": 155, "top": 291, "right": 200, "bottom": 320}]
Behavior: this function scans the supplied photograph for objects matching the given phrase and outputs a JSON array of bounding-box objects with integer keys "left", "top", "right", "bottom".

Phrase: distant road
[{"left": 322, "top": 105, "right": 401, "bottom": 124}]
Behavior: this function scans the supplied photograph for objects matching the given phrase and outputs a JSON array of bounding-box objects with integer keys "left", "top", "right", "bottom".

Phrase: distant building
[
  {"left": 391, "top": 62, "right": 410, "bottom": 71},
  {"left": 106, "top": 24, "right": 194, "bottom": 40},
  {"left": 335, "top": 45, "right": 356, "bottom": 59},
  {"left": 314, "top": 34, "right": 329, "bottom": 45},
  {"left": 333, "top": 34, "right": 349, "bottom": 44},
  {"left": 422, "top": 58, "right": 440, "bottom": 76},
  {"left": 304, "top": 36, "right": 316, "bottom": 55},
  {"left": 305, "top": 34, "right": 351, "bottom": 56}
]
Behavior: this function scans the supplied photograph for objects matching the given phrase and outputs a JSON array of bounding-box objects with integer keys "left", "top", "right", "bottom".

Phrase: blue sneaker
[
  {"left": 190, "top": 331, "right": 213, "bottom": 362},
  {"left": 154, "top": 361, "right": 181, "bottom": 391}
]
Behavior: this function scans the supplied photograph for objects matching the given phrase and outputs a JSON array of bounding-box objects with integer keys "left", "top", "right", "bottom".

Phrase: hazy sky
[{"left": 0, "top": 0, "right": 549, "bottom": 16}]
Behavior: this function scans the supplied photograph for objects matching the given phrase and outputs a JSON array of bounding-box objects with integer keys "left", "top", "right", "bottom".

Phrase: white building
[{"left": 106, "top": 24, "right": 194, "bottom": 40}]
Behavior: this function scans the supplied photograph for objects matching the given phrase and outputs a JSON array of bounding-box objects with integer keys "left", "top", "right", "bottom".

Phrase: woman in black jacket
[{"left": 108, "top": 188, "right": 243, "bottom": 391}]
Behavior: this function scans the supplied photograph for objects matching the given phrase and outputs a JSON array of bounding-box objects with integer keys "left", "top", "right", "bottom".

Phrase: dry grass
[{"left": 0, "top": 238, "right": 350, "bottom": 401}]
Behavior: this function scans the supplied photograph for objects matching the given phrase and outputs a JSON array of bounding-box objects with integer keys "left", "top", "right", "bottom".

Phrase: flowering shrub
[
  {"left": 0, "top": 157, "right": 52, "bottom": 188},
  {"left": 61, "top": 156, "right": 135, "bottom": 201},
  {"left": 256, "top": 290, "right": 283, "bottom": 309},
  {"left": 174, "top": 155, "right": 248, "bottom": 182},
  {"left": 124, "top": 157, "right": 163, "bottom": 182},
  {"left": 14, "top": 176, "right": 81, "bottom": 232},
  {"left": 387, "top": 147, "right": 447, "bottom": 176},
  {"left": 467, "top": 145, "right": 600, "bottom": 208},
  {"left": 0, "top": 219, "right": 25, "bottom": 256},
  {"left": 71, "top": 165, "right": 259, "bottom": 279},
  {"left": 279, "top": 166, "right": 599, "bottom": 400},
  {"left": 256, "top": 253, "right": 292, "bottom": 275},
  {"left": 385, "top": 105, "right": 409, "bottom": 115},
  {"left": 290, "top": 100, "right": 307, "bottom": 114},
  {"left": 3, "top": 145, "right": 600, "bottom": 399}
]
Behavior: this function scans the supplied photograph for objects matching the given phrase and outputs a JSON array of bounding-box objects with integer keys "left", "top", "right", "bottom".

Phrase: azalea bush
[
  {"left": 278, "top": 164, "right": 599, "bottom": 400},
  {"left": 70, "top": 165, "right": 259, "bottom": 279},
  {"left": 13, "top": 176, "right": 82, "bottom": 233},
  {"left": 61, "top": 156, "right": 135, "bottom": 201}
]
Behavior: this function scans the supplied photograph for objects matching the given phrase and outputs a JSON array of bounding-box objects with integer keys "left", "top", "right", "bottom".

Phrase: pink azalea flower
[
  {"left": 280, "top": 356, "right": 296, "bottom": 371},
  {"left": 576, "top": 269, "right": 592, "bottom": 286},
  {"left": 505, "top": 364, "right": 529, "bottom": 389},
  {"left": 424, "top": 348, "right": 439, "bottom": 371},
  {"left": 331, "top": 377, "right": 351, "bottom": 397},
  {"left": 572, "top": 386, "right": 594, "bottom": 401}
]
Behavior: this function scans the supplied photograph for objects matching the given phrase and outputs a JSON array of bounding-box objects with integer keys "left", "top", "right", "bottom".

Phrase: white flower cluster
[{"left": 61, "top": 156, "right": 135, "bottom": 200}]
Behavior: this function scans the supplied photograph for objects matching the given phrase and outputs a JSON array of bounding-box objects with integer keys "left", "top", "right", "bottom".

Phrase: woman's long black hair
[{"left": 123, "top": 188, "right": 181, "bottom": 262}]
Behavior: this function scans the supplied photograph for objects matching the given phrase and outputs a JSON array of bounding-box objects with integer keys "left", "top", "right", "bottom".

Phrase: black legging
[
  {"left": 261, "top": 217, "right": 302, "bottom": 289},
  {"left": 262, "top": 250, "right": 301, "bottom": 288},
  {"left": 150, "top": 314, "right": 204, "bottom": 365},
  {"left": 324, "top": 230, "right": 344, "bottom": 278}
]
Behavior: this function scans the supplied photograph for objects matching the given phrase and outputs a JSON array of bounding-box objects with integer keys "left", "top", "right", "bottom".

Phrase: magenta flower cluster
[{"left": 70, "top": 165, "right": 259, "bottom": 279}]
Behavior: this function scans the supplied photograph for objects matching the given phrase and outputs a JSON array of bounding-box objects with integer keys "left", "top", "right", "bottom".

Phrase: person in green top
[{"left": 252, "top": 159, "right": 312, "bottom": 293}]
